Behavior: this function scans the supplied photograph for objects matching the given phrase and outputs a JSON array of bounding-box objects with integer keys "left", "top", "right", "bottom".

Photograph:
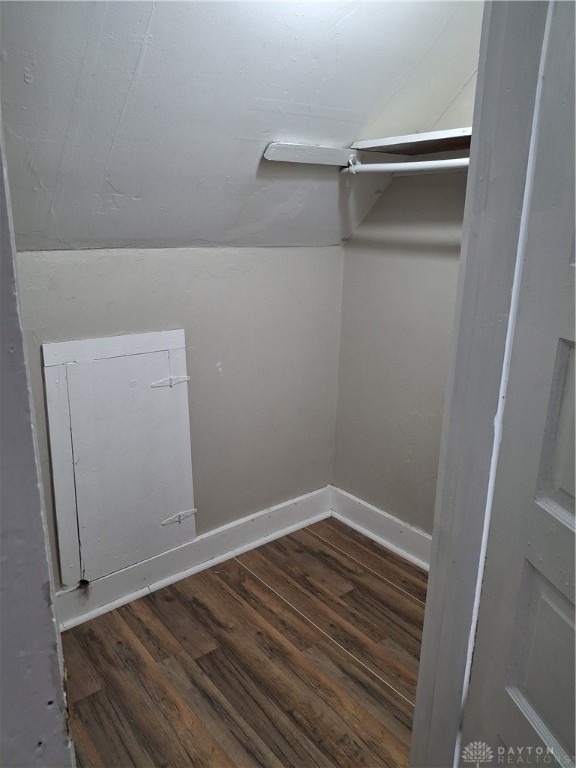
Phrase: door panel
[
  {"left": 502, "top": 562, "right": 575, "bottom": 754},
  {"left": 67, "top": 348, "right": 195, "bottom": 581},
  {"left": 537, "top": 339, "right": 575, "bottom": 521},
  {"left": 460, "top": 2, "right": 575, "bottom": 766}
]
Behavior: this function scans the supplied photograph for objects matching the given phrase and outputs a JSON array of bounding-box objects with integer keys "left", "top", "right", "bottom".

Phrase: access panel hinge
[
  {"left": 150, "top": 375, "right": 190, "bottom": 388},
  {"left": 161, "top": 508, "right": 196, "bottom": 526}
]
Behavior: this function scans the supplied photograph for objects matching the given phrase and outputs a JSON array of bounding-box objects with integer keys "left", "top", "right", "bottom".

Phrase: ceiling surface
[{"left": 1, "top": 1, "right": 483, "bottom": 250}]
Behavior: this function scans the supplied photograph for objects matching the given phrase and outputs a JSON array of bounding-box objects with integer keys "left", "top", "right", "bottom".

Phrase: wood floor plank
[
  {"left": 308, "top": 518, "right": 428, "bottom": 602},
  {"left": 64, "top": 522, "right": 427, "bottom": 768},
  {"left": 74, "top": 612, "right": 236, "bottom": 767},
  {"left": 222, "top": 558, "right": 414, "bottom": 730},
  {"left": 302, "top": 644, "right": 413, "bottom": 741},
  {"left": 72, "top": 622, "right": 194, "bottom": 767},
  {"left": 116, "top": 597, "right": 182, "bottom": 661},
  {"left": 262, "top": 534, "right": 356, "bottom": 597},
  {"left": 339, "top": 587, "right": 421, "bottom": 663},
  {"left": 216, "top": 557, "right": 320, "bottom": 651},
  {"left": 61, "top": 632, "right": 103, "bottom": 705},
  {"left": 67, "top": 702, "right": 107, "bottom": 768},
  {"left": 268, "top": 529, "right": 424, "bottom": 662},
  {"left": 143, "top": 586, "right": 219, "bottom": 659},
  {"left": 254, "top": 540, "right": 396, "bottom": 647},
  {"left": 238, "top": 546, "right": 418, "bottom": 701},
  {"left": 174, "top": 568, "right": 407, "bottom": 768},
  {"left": 292, "top": 529, "right": 424, "bottom": 632},
  {"left": 378, "top": 635, "right": 421, "bottom": 670},
  {"left": 304, "top": 639, "right": 414, "bottom": 732},
  {"left": 68, "top": 688, "right": 156, "bottom": 768},
  {"left": 196, "top": 646, "right": 335, "bottom": 768},
  {"left": 171, "top": 574, "right": 379, "bottom": 768},
  {"left": 215, "top": 566, "right": 411, "bottom": 768},
  {"left": 160, "top": 650, "right": 288, "bottom": 768}
]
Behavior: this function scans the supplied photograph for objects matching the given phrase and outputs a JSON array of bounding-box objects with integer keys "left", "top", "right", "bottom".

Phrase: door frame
[{"left": 410, "top": 2, "right": 556, "bottom": 766}]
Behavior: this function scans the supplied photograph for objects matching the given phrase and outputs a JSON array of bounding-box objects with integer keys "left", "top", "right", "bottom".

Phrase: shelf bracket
[{"left": 263, "top": 127, "right": 472, "bottom": 174}]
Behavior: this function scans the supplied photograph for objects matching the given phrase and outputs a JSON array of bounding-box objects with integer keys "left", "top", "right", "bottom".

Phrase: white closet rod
[{"left": 344, "top": 156, "right": 469, "bottom": 174}]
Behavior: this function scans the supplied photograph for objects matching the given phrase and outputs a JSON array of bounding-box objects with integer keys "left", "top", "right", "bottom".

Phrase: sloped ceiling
[{"left": 1, "top": 1, "right": 483, "bottom": 250}]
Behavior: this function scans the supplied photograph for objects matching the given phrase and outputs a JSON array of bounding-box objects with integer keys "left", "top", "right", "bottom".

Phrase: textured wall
[
  {"left": 2, "top": 1, "right": 481, "bottom": 249},
  {"left": 334, "top": 173, "right": 466, "bottom": 534},
  {"left": 0, "top": 144, "right": 72, "bottom": 765},
  {"left": 17, "top": 245, "right": 343, "bottom": 584}
]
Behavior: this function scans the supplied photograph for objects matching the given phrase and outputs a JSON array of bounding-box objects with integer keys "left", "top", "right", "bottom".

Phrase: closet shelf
[
  {"left": 350, "top": 127, "right": 471, "bottom": 155},
  {"left": 264, "top": 126, "right": 472, "bottom": 175}
]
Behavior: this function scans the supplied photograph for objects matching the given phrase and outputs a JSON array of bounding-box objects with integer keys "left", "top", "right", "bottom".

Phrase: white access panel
[{"left": 43, "top": 330, "right": 196, "bottom": 587}]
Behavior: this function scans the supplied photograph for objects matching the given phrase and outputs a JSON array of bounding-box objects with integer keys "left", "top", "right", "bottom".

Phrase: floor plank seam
[
  {"left": 233, "top": 556, "right": 415, "bottom": 709},
  {"left": 306, "top": 528, "right": 426, "bottom": 607}
]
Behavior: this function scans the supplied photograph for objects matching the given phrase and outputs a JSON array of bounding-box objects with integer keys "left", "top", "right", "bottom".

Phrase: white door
[
  {"left": 44, "top": 330, "right": 196, "bottom": 585},
  {"left": 460, "top": 3, "right": 575, "bottom": 766}
]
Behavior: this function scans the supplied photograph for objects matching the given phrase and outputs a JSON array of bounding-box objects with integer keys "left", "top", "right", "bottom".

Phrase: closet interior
[{"left": 1, "top": 2, "right": 483, "bottom": 765}]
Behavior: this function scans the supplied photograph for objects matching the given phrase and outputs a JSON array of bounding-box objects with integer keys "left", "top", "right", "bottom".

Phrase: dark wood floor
[{"left": 63, "top": 517, "right": 427, "bottom": 768}]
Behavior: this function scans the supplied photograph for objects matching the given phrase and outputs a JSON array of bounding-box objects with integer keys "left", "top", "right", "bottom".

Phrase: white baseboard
[
  {"left": 57, "top": 487, "right": 331, "bottom": 630},
  {"left": 57, "top": 484, "right": 432, "bottom": 630},
  {"left": 329, "top": 486, "right": 431, "bottom": 571}
]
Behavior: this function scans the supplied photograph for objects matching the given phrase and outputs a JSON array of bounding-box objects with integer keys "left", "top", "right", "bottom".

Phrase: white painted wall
[
  {"left": 18, "top": 173, "right": 467, "bottom": 586},
  {"left": 17, "top": 245, "right": 343, "bottom": 585},
  {"left": 359, "top": 2, "right": 483, "bottom": 139},
  {"left": 334, "top": 173, "right": 466, "bottom": 534},
  {"left": 1, "top": 1, "right": 482, "bottom": 250},
  {"left": 0, "top": 141, "right": 72, "bottom": 765}
]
